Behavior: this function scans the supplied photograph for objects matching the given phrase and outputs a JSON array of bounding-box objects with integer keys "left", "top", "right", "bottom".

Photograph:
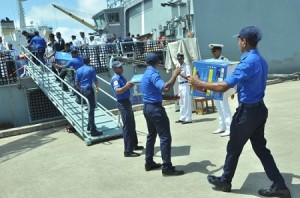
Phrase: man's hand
[
  {"left": 96, "top": 86, "right": 100, "bottom": 93},
  {"left": 188, "top": 74, "right": 200, "bottom": 87},
  {"left": 125, "top": 81, "right": 134, "bottom": 89},
  {"left": 174, "top": 94, "right": 180, "bottom": 100},
  {"left": 174, "top": 66, "right": 183, "bottom": 76}
]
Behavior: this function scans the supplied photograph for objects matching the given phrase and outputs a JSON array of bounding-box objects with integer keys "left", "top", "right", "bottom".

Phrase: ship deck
[{"left": 0, "top": 80, "right": 299, "bottom": 198}]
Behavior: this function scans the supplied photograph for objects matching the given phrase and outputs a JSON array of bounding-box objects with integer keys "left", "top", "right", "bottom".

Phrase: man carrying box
[{"left": 189, "top": 26, "right": 291, "bottom": 198}]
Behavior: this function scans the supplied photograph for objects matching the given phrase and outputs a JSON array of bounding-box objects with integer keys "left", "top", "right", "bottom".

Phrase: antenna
[{"left": 17, "top": 0, "right": 27, "bottom": 29}]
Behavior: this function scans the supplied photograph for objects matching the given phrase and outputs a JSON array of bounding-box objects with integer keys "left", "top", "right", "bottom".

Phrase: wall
[{"left": 192, "top": 0, "right": 300, "bottom": 74}]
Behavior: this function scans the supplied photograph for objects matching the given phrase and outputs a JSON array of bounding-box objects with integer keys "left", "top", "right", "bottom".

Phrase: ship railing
[
  {"left": 119, "top": 39, "right": 178, "bottom": 68},
  {"left": 20, "top": 45, "right": 122, "bottom": 131},
  {"left": 75, "top": 43, "right": 120, "bottom": 74},
  {"left": 70, "top": 39, "right": 178, "bottom": 75},
  {"left": 0, "top": 50, "right": 21, "bottom": 87},
  {"left": 96, "top": 75, "right": 122, "bottom": 127},
  {"left": 20, "top": 45, "right": 91, "bottom": 134}
]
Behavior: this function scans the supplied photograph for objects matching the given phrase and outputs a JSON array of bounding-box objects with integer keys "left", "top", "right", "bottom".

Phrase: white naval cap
[{"left": 208, "top": 43, "right": 224, "bottom": 50}]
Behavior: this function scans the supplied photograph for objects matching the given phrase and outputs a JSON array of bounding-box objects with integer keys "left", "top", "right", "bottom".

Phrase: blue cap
[
  {"left": 82, "top": 55, "right": 90, "bottom": 64},
  {"left": 234, "top": 26, "right": 262, "bottom": 44},
  {"left": 146, "top": 53, "right": 158, "bottom": 64},
  {"left": 71, "top": 48, "right": 78, "bottom": 53},
  {"left": 112, "top": 61, "right": 124, "bottom": 68}
]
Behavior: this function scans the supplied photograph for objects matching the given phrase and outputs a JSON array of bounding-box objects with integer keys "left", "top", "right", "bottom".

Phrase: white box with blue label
[{"left": 191, "top": 59, "right": 237, "bottom": 100}]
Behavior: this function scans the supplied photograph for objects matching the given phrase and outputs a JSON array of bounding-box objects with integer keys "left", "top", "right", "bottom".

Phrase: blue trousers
[
  {"left": 117, "top": 99, "right": 138, "bottom": 152},
  {"left": 143, "top": 103, "right": 172, "bottom": 169},
  {"left": 81, "top": 87, "right": 96, "bottom": 132},
  {"left": 221, "top": 102, "right": 286, "bottom": 188}
]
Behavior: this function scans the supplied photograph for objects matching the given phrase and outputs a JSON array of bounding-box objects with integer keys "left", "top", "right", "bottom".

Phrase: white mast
[{"left": 17, "top": 0, "right": 26, "bottom": 28}]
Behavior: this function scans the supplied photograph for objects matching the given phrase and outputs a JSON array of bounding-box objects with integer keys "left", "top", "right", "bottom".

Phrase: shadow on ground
[{"left": 0, "top": 128, "right": 59, "bottom": 163}]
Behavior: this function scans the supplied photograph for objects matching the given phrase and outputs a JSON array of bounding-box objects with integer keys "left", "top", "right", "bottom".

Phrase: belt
[
  {"left": 117, "top": 98, "right": 130, "bottom": 102},
  {"left": 144, "top": 102, "right": 162, "bottom": 106},
  {"left": 179, "top": 81, "right": 188, "bottom": 84},
  {"left": 241, "top": 101, "right": 264, "bottom": 108}
]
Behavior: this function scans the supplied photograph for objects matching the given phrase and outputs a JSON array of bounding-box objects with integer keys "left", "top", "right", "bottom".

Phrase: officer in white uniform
[
  {"left": 71, "top": 35, "right": 82, "bottom": 47},
  {"left": 175, "top": 53, "right": 192, "bottom": 124},
  {"left": 209, "top": 44, "right": 232, "bottom": 137}
]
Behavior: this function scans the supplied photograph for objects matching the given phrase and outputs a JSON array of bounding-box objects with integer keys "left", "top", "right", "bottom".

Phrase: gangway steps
[{"left": 24, "top": 64, "right": 123, "bottom": 145}]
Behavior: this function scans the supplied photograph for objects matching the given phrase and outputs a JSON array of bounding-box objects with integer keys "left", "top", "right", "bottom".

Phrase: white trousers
[
  {"left": 178, "top": 83, "right": 192, "bottom": 122},
  {"left": 214, "top": 99, "right": 232, "bottom": 131}
]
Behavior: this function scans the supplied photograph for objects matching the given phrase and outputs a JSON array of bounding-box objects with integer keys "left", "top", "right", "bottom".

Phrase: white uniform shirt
[
  {"left": 0, "top": 43, "right": 6, "bottom": 51},
  {"left": 9, "top": 49, "right": 19, "bottom": 60},
  {"left": 72, "top": 39, "right": 82, "bottom": 47},
  {"left": 45, "top": 46, "right": 55, "bottom": 64},
  {"left": 89, "top": 40, "right": 98, "bottom": 46},
  {"left": 177, "top": 62, "right": 191, "bottom": 83},
  {"left": 81, "top": 37, "right": 89, "bottom": 47},
  {"left": 95, "top": 34, "right": 107, "bottom": 44},
  {"left": 218, "top": 55, "right": 228, "bottom": 61}
]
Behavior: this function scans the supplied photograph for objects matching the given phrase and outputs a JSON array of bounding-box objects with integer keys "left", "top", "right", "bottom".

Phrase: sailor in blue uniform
[
  {"left": 141, "top": 53, "right": 184, "bottom": 176},
  {"left": 189, "top": 26, "right": 290, "bottom": 197},
  {"left": 26, "top": 31, "right": 46, "bottom": 65},
  {"left": 55, "top": 49, "right": 83, "bottom": 96},
  {"left": 110, "top": 61, "right": 144, "bottom": 157},
  {"left": 75, "top": 56, "right": 102, "bottom": 137}
]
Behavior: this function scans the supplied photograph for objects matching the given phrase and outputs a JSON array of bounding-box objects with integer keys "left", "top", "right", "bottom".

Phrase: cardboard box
[{"left": 191, "top": 59, "right": 237, "bottom": 100}]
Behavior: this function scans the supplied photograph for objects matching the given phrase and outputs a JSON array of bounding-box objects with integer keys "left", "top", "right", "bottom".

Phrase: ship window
[
  {"left": 107, "top": 12, "right": 119, "bottom": 23},
  {"left": 94, "top": 14, "right": 107, "bottom": 29}
]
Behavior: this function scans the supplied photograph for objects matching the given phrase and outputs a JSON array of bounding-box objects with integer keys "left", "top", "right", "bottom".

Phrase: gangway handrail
[
  {"left": 95, "top": 75, "right": 122, "bottom": 127},
  {"left": 20, "top": 45, "right": 91, "bottom": 133}
]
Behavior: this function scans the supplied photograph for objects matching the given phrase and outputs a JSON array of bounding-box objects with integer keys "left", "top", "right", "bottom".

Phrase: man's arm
[
  {"left": 163, "top": 66, "right": 182, "bottom": 92},
  {"left": 54, "top": 63, "right": 66, "bottom": 70},
  {"left": 115, "top": 81, "right": 134, "bottom": 95},
  {"left": 162, "top": 93, "right": 180, "bottom": 100},
  {"left": 189, "top": 75, "right": 230, "bottom": 92},
  {"left": 92, "top": 69, "right": 100, "bottom": 92}
]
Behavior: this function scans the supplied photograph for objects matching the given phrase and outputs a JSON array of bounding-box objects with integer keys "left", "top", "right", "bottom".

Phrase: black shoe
[
  {"left": 162, "top": 166, "right": 184, "bottom": 176},
  {"left": 134, "top": 145, "right": 144, "bottom": 150},
  {"left": 124, "top": 151, "right": 140, "bottom": 157},
  {"left": 182, "top": 121, "right": 192, "bottom": 124},
  {"left": 175, "top": 120, "right": 184, "bottom": 123},
  {"left": 90, "top": 130, "right": 103, "bottom": 137},
  {"left": 258, "top": 186, "right": 291, "bottom": 198},
  {"left": 145, "top": 161, "right": 162, "bottom": 171},
  {"left": 207, "top": 175, "right": 231, "bottom": 192}
]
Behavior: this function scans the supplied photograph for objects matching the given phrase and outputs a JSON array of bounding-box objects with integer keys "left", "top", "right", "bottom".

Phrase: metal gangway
[{"left": 21, "top": 46, "right": 122, "bottom": 145}]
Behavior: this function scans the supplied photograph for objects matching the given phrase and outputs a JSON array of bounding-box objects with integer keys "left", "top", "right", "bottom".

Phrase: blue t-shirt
[
  {"left": 75, "top": 65, "right": 97, "bottom": 89},
  {"left": 66, "top": 56, "right": 83, "bottom": 70},
  {"left": 111, "top": 73, "right": 130, "bottom": 100},
  {"left": 141, "top": 66, "right": 165, "bottom": 103},
  {"left": 30, "top": 36, "right": 46, "bottom": 49},
  {"left": 225, "top": 49, "right": 267, "bottom": 103}
]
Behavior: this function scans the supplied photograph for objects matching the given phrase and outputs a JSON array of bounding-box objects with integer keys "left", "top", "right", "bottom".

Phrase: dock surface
[{"left": 0, "top": 80, "right": 299, "bottom": 198}]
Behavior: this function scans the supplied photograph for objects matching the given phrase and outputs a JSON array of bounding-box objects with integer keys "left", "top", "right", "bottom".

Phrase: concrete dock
[{"left": 0, "top": 80, "right": 299, "bottom": 198}]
